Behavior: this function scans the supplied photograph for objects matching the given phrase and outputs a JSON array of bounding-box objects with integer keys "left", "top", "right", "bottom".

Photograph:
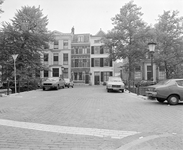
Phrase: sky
[{"left": 0, "top": 0, "right": 183, "bottom": 35}]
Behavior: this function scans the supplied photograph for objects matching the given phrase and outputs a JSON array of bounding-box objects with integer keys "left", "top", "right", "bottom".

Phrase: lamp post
[
  {"left": 12, "top": 54, "right": 18, "bottom": 93},
  {"left": 148, "top": 42, "right": 156, "bottom": 81}
]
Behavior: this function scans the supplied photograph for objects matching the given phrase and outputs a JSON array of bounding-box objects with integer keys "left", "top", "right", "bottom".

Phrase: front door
[
  {"left": 147, "top": 66, "right": 152, "bottom": 80},
  {"left": 94, "top": 72, "right": 100, "bottom": 85},
  {"left": 85, "top": 74, "right": 89, "bottom": 84}
]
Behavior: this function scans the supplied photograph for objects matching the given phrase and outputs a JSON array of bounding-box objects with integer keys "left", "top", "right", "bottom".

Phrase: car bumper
[
  {"left": 107, "top": 87, "right": 124, "bottom": 91},
  {"left": 42, "top": 85, "right": 56, "bottom": 89},
  {"left": 146, "top": 91, "right": 157, "bottom": 99}
]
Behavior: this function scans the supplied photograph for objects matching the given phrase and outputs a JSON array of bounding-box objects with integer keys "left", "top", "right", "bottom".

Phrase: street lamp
[
  {"left": 12, "top": 54, "right": 18, "bottom": 93},
  {"left": 148, "top": 42, "right": 156, "bottom": 81}
]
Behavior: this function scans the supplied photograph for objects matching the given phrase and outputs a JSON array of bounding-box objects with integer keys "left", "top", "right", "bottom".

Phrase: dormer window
[{"left": 78, "top": 36, "right": 84, "bottom": 42}]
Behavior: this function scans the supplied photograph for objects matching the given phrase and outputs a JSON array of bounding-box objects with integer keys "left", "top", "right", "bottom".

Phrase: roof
[{"left": 94, "top": 29, "right": 106, "bottom": 37}]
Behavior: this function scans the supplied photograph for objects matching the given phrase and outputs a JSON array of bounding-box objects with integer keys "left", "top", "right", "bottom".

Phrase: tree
[
  {"left": 0, "top": 0, "right": 4, "bottom": 14},
  {"left": 104, "top": 1, "right": 150, "bottom": 86},
  {"left": 0, "top": 6, "right": 53, "bottom": 84},
  {"left": 154, "top": 10, "right": 183, "bottom": 79}
]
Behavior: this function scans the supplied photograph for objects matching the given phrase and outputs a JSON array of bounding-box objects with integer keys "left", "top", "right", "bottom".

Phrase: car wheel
[
  {"left": 156, "top": 98, "right": 165, "bottom": 103},
  {"left": 62, "top": 85, "right": 65, "bottom": 89},
  {"left": 121, "top": 89, "right": 124, "bottom": 93},
  {"left": 56, "top": 85, "right": 59, "bottom": 90},
  {"left": 167, "top": 95, "right": 179, "bottom": 105},
  {"left": 43, "top": 87, "right": 45, "bottom": 91},
  {"left": 107, "top": 89, "right": 110, "bottom": 92}
]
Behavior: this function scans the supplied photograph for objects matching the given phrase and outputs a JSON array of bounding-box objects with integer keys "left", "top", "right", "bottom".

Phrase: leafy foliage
[
  {"left": 154, "top": 10, "right": 183, "bottom": 79},
  {"left": 104, "top": 1, "right": 150, "bottom": 80},
  {"left": 0, "top": 6, "right": 53, "bottom": 82}
]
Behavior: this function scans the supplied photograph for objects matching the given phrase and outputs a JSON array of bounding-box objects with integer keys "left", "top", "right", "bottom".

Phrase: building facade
[
  {"left": 71, "top": 33, "right": 91, "bottom": 84},
  {"left": 41, "top": 31, "right": 73, "bottom": 80},
  {"left": 121, "top": 57, "right": 166, "bottom": 83},
  {"left": 90, "top": 30, "right": 114, "bottom": 85}
]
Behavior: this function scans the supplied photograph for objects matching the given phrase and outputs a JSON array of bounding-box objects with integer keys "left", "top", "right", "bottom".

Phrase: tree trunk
[
  {"left": 164, "top": 61, "right": 169, "bottom": 79},
  {"left": 128, "top": 57, "right": 132, "bottom": 92}
]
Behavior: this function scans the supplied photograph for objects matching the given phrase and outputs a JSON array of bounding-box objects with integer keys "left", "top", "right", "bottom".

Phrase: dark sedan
[{"left": 146, "top": 79, "right": 183, "bottom": 105}]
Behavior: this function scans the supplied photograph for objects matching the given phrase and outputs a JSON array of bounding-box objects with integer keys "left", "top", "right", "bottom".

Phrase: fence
[{"left": 124, "top": 80, "right": 153, "bottom": 96}]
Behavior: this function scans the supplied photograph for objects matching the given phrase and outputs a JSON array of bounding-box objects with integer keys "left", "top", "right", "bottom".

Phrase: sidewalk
[{"left": 118, "top": 133, "right": 183, "bottom": 150}]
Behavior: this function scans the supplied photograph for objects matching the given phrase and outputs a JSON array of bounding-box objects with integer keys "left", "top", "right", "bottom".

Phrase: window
[
  {"left": 94, "top": 46, "right": 100, "bottom": 54},
  {"left": 176, "top": 80, "right": 183, "bottom": 86},
  {"left": 63, "top": 53, "right": 68, "bottom": 65},
  {"left": 54, "top": 40, "right": 59, "bottom": 49},
  {"left": 74, "top": 72, "right": 77, "bottom": 80},
  {"left": 83, "top": 59, "right": 87, "bottom": 67},
  {"left": 75, "top": 47, "right": 79, "bottom": 54},
  {"left": 63, "top": 68, "right": 68, "bottom": 78},
  {"left": 94, "top": 40, "right": 100, "bottom": 43},
  {"left": 135, "top": 66, "right": 141, "bottom": 72},
  {"left": 83, "top": 47, "right": 87, "bottom": 54},
  {"left": 44, "top": 53, "right": 48, "bottom": 61},
  {"left": 159, "top": 66, "right": 165, "bottom": 71},
  {"left": 44, "top": 70, "right": 48, "bottom": 77},
  {"left": 52, "top": 68, "right": 59, "bottom": 77},
  {"left": 104, "top": 47, "right": 109, "bottom": 54},
  {"left": 103, "top": 72, "right": 112, "bottom": 82},
  {"left": 71, "top": 59, "right": 75, "bottom": 67},
  {"left": 53, "top": 53, "right": 59, "bottom": 64},
  {"left": 94, "top": 58, "right": 100, "bottom": 67},
  {"left": 75, "top": 59, "right": 79, "bottom": 67},
  {"left": 79, "top": 72, "right": 82, "bottom": 80},
  {"left": 78, "top": 36, "right": 84, "bottom": 42},
  {"left": 79, "top": 47, "right": 83, "bottom": 54},
  {"left": 103, "top": 58, "right": 109, "bottom": 66},
  {"left": 63, "top": 40, "right": 68, "bottom": 49}
]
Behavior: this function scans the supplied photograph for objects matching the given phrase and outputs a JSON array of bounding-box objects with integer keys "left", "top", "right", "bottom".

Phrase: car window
[
  {"left": 156, "top": 80, "right": 170, "bottom": 85},
  {"left": 176, "top": 80, "right": 183, "bottom": 86},
  {"left": 109, "top": 77, "right": 122, "bottom": 82}
]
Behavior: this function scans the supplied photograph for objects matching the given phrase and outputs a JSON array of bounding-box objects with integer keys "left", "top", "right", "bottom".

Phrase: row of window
[
  {"left": 53, "top": 40, "right": 69, "bottom": 49},
  {"left": 71, "top": 59, "right": 90, "bottom": 68},
  {"left": 71, "top": 46, "right": 90, "bottom": 54},
  {"left": 44, "top": 53, "right": 69, "bottom": 64},
  {"left": 91, "top": 58, "right": 112, "bottom": 67},
  {"left": 71, "top": 46, "right": 110, "bottom": 55},
  {"left": 72, "top": 71, "right": 112, "bottom": 82},
  {"left": 43, "top": 68, "right": 68, "bottom": 78},
  {"left": 135, "top": 65, "right": 165, "bottom": 72},
  {"left": 44, "top": 53, "right": 112, "bottom": 68}
]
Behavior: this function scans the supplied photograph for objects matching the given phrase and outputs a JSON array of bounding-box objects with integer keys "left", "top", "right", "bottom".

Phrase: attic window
[
  {"left": 78, "top": 36, "right": 84, "bottom": 42},
  {"left": 94, "top": 40, "right": 100, "bottom": 43}
]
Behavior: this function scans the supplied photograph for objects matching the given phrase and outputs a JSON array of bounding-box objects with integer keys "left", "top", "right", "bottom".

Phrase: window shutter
[
  {"left": 110, "top": 59, "right": 112, "bottom": 67},
  {"left": 100, "top": 58, "right": 103, "bottom": 67},
  {"left": 91, "top": 46, "right": 94, "bottom": 54},
  {"left": 91, "top": 58, "right": 94, "bottom": 67},
  {"left": 100, "top": 46, "right": 104, "bottom": 54},
  {"left": 101, "top": 72, "right": 104, "bottom": 82}
]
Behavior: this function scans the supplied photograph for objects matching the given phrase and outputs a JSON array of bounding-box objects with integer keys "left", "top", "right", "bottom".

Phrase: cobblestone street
[{"left": 0, "top": 85, "right": 183, "bottom": 150}]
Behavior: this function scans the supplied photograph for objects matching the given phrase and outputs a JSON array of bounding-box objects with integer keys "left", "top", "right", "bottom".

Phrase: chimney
[{"left": 71, "top": 26, "right": 75, "bottom": 34}]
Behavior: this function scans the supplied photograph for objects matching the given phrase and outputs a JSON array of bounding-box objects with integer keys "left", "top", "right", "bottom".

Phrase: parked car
[
  {"left": 64, "top": 78, "right": 74, "bottom": 88},
  {"left": 106, "top": 76, "right": 125, "bottom": 93},
  {"left": 42, "top": 77, "right": 65, "bottom": 90},
  {"left": 146, "top": 79, "right": 183, "bottom": 105}
]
